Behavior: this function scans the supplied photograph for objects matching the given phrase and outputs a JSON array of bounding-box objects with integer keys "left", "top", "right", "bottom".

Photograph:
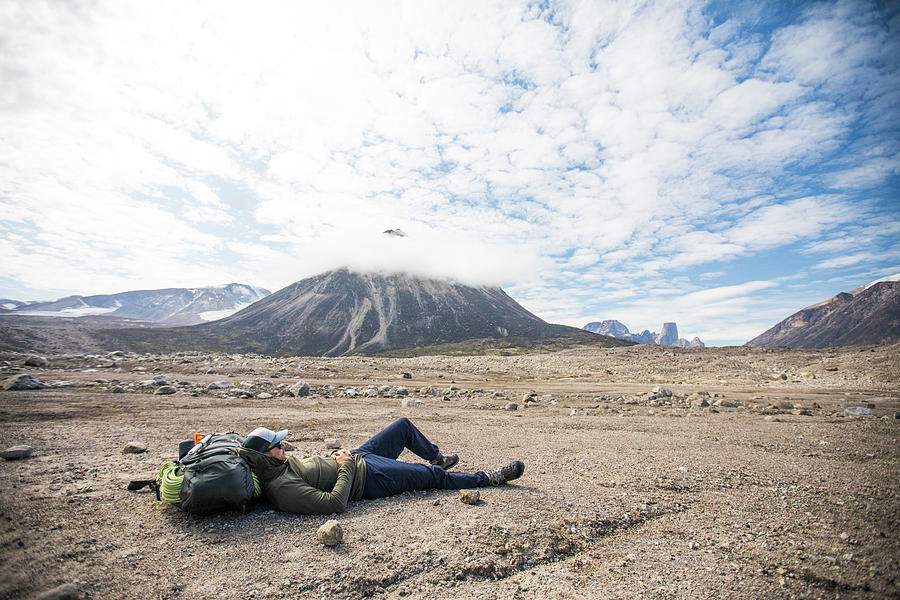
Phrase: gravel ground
[{"left": 0, "top": 344, "right": 898, "bottom": 600}]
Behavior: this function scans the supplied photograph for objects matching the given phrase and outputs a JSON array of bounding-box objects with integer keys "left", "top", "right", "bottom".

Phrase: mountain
[
  {"left": 106, "top": 269, "right": 628, "bottom": 356},
  {"left": 6, "top": 284, "right": 270, "bottom": 325},
  {"left": 745, "top": 276, "right": 900, "bottom": 348},
  {"left": 583, "top": 319, "right": 705, "bottom": 347}
]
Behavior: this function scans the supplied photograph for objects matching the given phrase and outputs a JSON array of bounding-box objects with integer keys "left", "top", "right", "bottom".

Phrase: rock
[
  {"left": 504, "top": 402, "right": 518, "bottom": 411},
  {"left": 800, "top": 371, "right": 816, "bottom": 379},
  {"left": 110, "top": 386, "right": 126, "bottom": 394},
  {"left": 1, "top": 445, "right": 33, "bottom": 460},
  {"left": 154, "top": 386, "right": 177, "bottom": 395},
  {"left": 107, "top": 351, "right": 126, "bottom": 358},
  {"left": 122, "top": 442, "right": 147, "bottom": 454},
  {"left": 843, "top": 406, "right": 873, "bottom": 417},
  {"left": 492, "top": 391, "right": 505, "bottom": 398},
  {"left": 365, "top": 388, "right": 378, "bottom": 397},
  {"left": 419, "top": 386, "right": 434, "bottom": 395},
  {"left": 400, "top": 398, "right": 422, "bottom": 408},
  {"left": 152, "top": 375, "right": 169, "bottom": 384},
  {"left": 764, "top": 416, "right": 782, "bottom": 422},
  {"left": 317, "top": 520, "right": 343, "bottom": 546},
  {"left": 522, "top": 392, "right": 537, "bottom": 403},
  {"left": 207, "top": 381, "right": 230, "bottom": 390},
  {"left": 689, "top": 396, "right": 709, "bottom": 409},
  {"left": 401, "top": 372, "right": 412, "bottom": 379},
  {"left": 652, "top": 386, "right": 673, "bottom": 397},
  {"left": 458, "top": 489, "right": 480, "bottom": 505},
  {"left": 35, "top": 584, "right": 81, "bottom": 600},
  {"left": 324, "top": 438, "right": 342, "bottom": 449},
  {"left": 257, "top": 392, "right": 273, "bottom": 399},
  {"left": 394, "top": 386, "right": 409, "bottom": 396},
  {"left": 345, "top": 388, "right": 359, "bottom": 398},
  {"left": 2, "top": 374, "right": 50, "bottom": 390},
  {"left": 378, "top": 385, "right": 392, "bottom": 393},
  {"left": 715, "top": 399, "right": 739, "bottom": 408},
  {"left": 24, "top": 356, "right": 49, "bottom": 367},
  {"left": 289, "top": 380, "right": 310, "bottom": 397}
]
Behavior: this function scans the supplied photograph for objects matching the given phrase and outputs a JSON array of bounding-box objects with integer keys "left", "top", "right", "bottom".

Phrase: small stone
[
  {"left": 207, "top": 381, "right": 230, "bottom": 390},
  {"left": 324, "top": 438, "right": 342, "bottom": 449},
  {"left": 394, "top": 386, "right": 409, "bottom": 396},
  {"left": 1, "top": 445, "right": 33, "bottom": 460},
  {"left": 154, "top": 386, "right": 177, "bottom": 395},
  {"left": 110, "top": 386, "right": 126, "bottom": 394},
  {"left": 504, "top": 402, "right": 518, "bottom": 411},
  {"left": 401, "top": 372, "right": 412, "bottom": 379},
  {"left": 24, "top": 356, "right": 49, "bottom": 367},
  {"left": 715, "top": 399, "right": 738, "bottom": 408},
  {"left": 419, "top": 386, "right": 434, "bottom": 395},
  {"left": 522, "top": 392, "right": 537, "bottom": 403},
  {"left": 2, "top": 374, "right": 50, "bottom": 391},
  {"left": 400, "top": 397, "right": 422, "bottom": 408},
  {"left": 257, "top": 392, "right": 273, "bottom": 399},
  {"left": 492, "top": 391, "right": 505, "bottom": 398},
  {"left": 365, "top": 388, "right": 378, "bottom": 397},
  {"left": 458, "top": 489, "right": 480, "bottom": 505},
  {"left": 152, "top": 375, "right": 169, "bottom": 384},
  {"left": 317, "top": 520, "right": 343, "bottom": 546},
  {"left": 122, "top": 442, "right": 147, "bottom": 454},
  {"left": 289, "top": 380, "right": 310, "bottom": 397},
  {"left": 345, "top": 388, "right": 359, "bottom": 398},
  {"left": 35, "top": 583, "right": 81, "bottom": 600},
  {"left": 652, "top": 386, "right": 673, "bottom": 397}
]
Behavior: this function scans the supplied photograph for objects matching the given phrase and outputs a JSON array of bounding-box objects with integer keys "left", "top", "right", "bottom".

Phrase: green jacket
[{"left": 240, "top": 451, "right": 367, "bottom": 514}]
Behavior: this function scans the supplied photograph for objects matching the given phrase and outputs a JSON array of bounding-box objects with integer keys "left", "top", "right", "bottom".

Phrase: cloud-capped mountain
[
  {"left": 6, "top": 284, "right": 270, "bottom": 325},
  {"left": 745, "top": 275, "right": 900, "bottom": 348},
  {"left": 107, "top": 269, "right": 626, "bottom": 356},
  {"left": 583, "top": 320, "right": 705, "bottom": 347}
]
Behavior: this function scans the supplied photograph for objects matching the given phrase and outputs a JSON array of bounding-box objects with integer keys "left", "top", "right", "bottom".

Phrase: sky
[{"left": 1, "top": 0, "right": 898, "bottom": 346}]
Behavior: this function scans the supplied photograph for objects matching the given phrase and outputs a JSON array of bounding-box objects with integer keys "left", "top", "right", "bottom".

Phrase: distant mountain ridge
[
  {"left": 746, "top": 275, "right": 900, "bottom": 348},
  {"left": 4, "top": 284, "right": 270, "bottom": 325},
  {"left": 583, "top": 320, "right": 704, "bottom": 347},
  {"left": 105, "top": 269, "right": 629, "bottom": 356}
]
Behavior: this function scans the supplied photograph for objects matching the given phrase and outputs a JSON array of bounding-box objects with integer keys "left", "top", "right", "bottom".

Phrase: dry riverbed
[{"left": 0, "top": 344, "right": 898, "bottom": 599}]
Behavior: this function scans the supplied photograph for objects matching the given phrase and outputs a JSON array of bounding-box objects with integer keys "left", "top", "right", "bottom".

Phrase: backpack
[{"left": 177, "top": 432, "right": 258, "bottom": 515}]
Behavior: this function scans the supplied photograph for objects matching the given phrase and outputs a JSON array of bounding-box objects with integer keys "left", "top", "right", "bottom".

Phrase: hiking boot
[
  {"left": 485, "top": 460, "right": 525, "bottom": 485},
  {"left": 429, "top": 453, "right": 459, "bottom": 470}
]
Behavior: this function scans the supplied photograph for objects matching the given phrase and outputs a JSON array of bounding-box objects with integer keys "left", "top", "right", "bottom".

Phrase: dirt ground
[{"left": 0, "top": 344, "right": 898, "bottom": 600}]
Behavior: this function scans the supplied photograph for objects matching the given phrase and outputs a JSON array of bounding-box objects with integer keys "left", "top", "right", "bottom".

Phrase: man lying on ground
[{"left": 239, "top": 417, "right": 524, "bottom": 514}]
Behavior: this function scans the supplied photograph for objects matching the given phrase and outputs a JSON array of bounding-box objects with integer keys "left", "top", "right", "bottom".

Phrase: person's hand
[{"left": 330, "top": 449, "right": 352, "bottom": 462}]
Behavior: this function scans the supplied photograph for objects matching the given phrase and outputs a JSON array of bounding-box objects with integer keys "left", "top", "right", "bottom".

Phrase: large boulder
[{"left": 2, "top": 374, "right": 50, "bottom": 391}]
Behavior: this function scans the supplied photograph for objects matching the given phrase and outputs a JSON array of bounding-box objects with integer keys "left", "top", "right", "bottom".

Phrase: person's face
[{"left": 265, "top": 442, "right": 286, "bottom": 460}]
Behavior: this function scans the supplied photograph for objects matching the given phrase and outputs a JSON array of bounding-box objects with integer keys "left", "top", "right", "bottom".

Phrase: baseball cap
[{"left": 242, "top": 427, "right": 289, "bottom": 453}]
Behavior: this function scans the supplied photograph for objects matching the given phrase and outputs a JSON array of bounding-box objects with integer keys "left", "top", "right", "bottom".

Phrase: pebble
[
  {"left": 317, "top": 520, "right": 343, "bottom": 546},
  {"left": 504, "top": 402, "right": 518, "bottom": 411},
  {"left": 324, "top": 438, "right": 342, "bottom": 449},
  {"left": 400, "top": 372, "right": 412, "bottom": 379},
  {"left": 154, "top": 386, "right": 177, "bottom": 395},
  {"left": 122, "top": 442, "right": 147, "bottom": 454},
  {"left": 1, "top": 445, "right": 33, "bottom": 460},
  {"left": 458, "top": 490, "right": 480, "bottom": 505}
]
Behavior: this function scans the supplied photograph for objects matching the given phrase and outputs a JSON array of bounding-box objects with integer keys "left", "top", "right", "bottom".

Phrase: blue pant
[{"left": 352, "top": 418, "right": 489, "bottom": 499}]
